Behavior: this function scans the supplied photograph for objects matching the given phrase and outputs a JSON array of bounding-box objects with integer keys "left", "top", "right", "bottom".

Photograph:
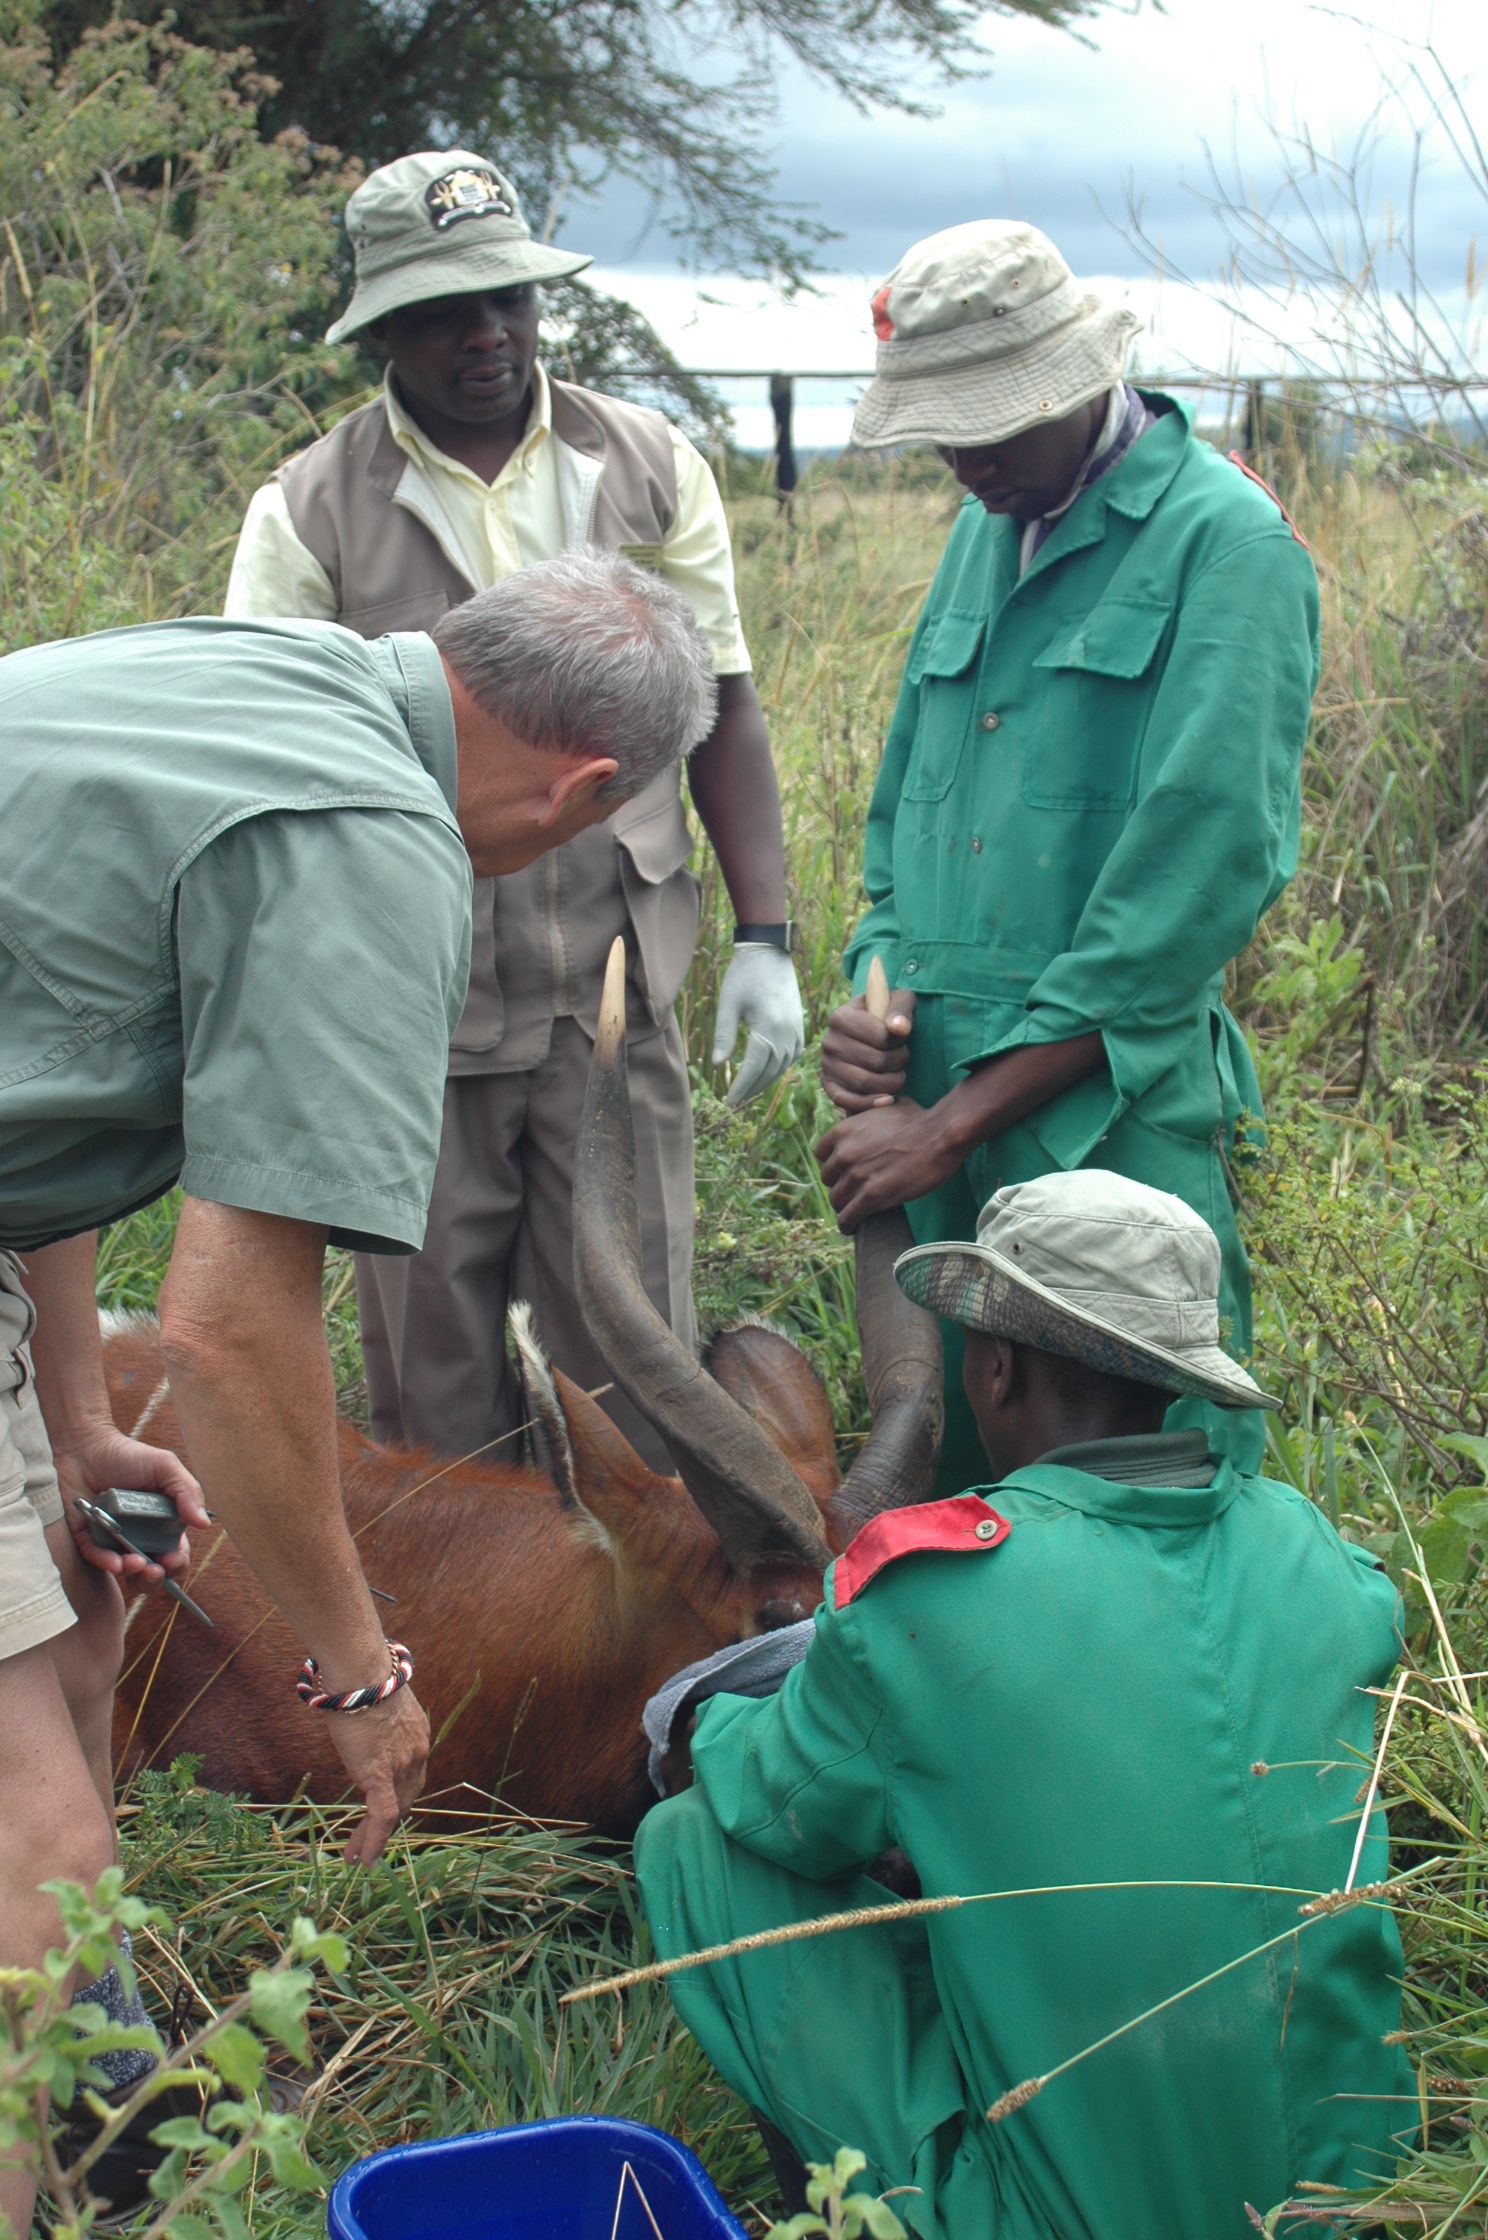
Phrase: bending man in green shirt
[
  {"left": 636, "top": 1172, "right": 1412, "bottom": 2240},
  {"left": 0, "top": 551, "right": 716, "bottom": 2236},
  {"left": 817, "top": 219, "right": 1319, "bottom": 1485}
]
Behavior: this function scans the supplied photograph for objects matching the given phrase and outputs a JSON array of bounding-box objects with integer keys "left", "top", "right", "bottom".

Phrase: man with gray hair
[
  {"left": 0, "top": 551, "right": 708, "bottom": 2233},
  {"left": 432, "top": 549, "right": 715, "bottom": 802}
]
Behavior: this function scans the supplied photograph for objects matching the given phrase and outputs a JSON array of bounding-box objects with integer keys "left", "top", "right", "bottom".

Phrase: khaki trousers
[
  {"left": 355, "top": 1013, "right": 696, "bottom": 1475},
  {"left": 0, "top": 1257, "right": 71, "bottom": 1663}
]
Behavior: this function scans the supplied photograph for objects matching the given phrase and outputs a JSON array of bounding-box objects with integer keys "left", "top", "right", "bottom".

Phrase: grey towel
[
  {"left": 71, "top": 1928, "right": 159, "bottom": 2091},
  {"left": 643, "top": 1620, "right": 815, "bottom": 1795}
]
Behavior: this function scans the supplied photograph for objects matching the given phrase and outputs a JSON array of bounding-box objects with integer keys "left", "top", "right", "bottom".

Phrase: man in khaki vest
[{"left": 227, "top": 152, "right": 802, "bottom": 1470}]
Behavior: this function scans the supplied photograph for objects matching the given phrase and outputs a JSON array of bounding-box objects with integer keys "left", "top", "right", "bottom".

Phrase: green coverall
[
  {"left": 842, "top": 399, "right": 1320, "bottom": 1482},
  {"left": 636, "top": 1462, "right": 1412, "bottom": 2240}
]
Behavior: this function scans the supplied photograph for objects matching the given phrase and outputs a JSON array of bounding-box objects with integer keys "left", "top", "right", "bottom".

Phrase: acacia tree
[
  {"left": 0, "top": 8, "right": 367, "bottom": 640},
  {"left": 37, "top": 0, "right": 1101, "bottom": 279}
]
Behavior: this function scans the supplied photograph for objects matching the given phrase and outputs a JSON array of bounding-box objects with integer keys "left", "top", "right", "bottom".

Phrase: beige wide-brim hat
[
  {"left": 852, "top": 218, "right": 1142, "bottom": 449},
  {"left": 327, "top": 151, "right": 592, "bottom": 345},
  {"left": 896, "top": 1170, "right": 1277, "bottom": 1413}
]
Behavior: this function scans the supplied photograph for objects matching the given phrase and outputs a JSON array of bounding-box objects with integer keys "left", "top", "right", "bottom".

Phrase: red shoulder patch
[
  {"left": 833, "top": 1496, "right": 1011, "bottom": 1610},
  {"left": 1227, "top": 451, "right": 1310, "bottom": 548}
]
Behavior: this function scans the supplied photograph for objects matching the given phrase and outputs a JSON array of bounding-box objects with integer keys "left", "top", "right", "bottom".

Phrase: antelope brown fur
[
  {"left": 107, "top": 939, "right": 944, "bottom": 1836},
  {"left": 107, "top": 1313, "right": 856, "bottom": 1835}
]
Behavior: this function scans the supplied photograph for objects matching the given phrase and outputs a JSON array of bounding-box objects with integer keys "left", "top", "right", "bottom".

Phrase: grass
[
  {"left": 115, "top": 1770, "right": 774, "bottom": 2239},
  {"left": 72, "top": 438, "right": 1488, "bottom": 2234},
  {"left": 10, "top": 19, "right": 1488, "bottom": 2228}
]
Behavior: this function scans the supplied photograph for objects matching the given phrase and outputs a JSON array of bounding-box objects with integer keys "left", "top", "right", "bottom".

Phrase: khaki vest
[{"left": 275, "top": 380, "right": 700, "bottom": 1069}]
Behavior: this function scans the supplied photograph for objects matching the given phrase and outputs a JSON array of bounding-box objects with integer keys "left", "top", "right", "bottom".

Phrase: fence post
[{"left": 770, "top": 374, "right": 797, "bottom": 502}]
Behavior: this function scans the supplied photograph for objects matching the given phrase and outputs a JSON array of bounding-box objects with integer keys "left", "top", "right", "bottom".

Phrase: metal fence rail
[{"left": 650, "top": 367, "right": 1487, "bottom": 494}]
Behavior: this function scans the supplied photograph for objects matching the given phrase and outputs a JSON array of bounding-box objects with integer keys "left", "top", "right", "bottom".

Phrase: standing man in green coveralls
[
  {"left": 817, "top": 220, "right": 1319, "bottom": 1486},
  {"left": 636, "top": 1172, "right": 1412, "bottom": 2240}
]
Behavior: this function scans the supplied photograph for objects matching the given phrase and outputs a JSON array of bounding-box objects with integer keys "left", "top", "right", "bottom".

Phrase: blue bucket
[{"left": 326, "top": 2116, "right": 752, "bottom": 2240}]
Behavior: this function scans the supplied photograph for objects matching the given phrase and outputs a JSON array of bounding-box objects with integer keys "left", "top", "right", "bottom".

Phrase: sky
[{"left": 558, "top": 0, "right": 1484, "bottom": 448}]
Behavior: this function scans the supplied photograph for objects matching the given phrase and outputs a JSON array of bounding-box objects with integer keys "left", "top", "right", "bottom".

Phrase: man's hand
[
  {"left": 53, "top": 1425, "right": 209, "bottom": 1585},
  {"left": 821, "top": 990, "right": 916, "bottom": 1112},
  {"left": 160, "top": 1199, "right": 429, "bottom": 1865},
  {"left": 815, "top": 1032, "right": 1108, "bottom": 1234},
  {"left": 711, "top": 945, "right": 805, "bottom": 1106},
  {"left": 687, "top": 674, "right": 800, "bottom": 1106},
  {"left": 23, "top": 1228, "right": 209, "bottom": 1584},
  {"left": 816, "top": 1101, "right": 965, "bottom": 1232},
  {"left": 325, "top": 1688, "right": 432, "bottom": 1866}
]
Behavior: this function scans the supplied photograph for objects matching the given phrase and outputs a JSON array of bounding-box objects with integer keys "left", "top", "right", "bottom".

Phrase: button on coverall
[
  {"left": 636, "top": 1466, "right": 1412, "bottom": 2240},
  {"left": 843, "top": 398, "right": 1320, "bottom": 1482}
]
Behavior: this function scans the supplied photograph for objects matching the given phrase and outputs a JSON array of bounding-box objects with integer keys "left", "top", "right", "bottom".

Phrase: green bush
[{"left": 0, "top": 2, "right": 364, "bottom": 648}]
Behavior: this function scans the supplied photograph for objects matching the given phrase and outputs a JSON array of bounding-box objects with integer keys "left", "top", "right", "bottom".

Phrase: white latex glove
[{"left": 711, "top": 943, "right": 806, "bottom": 1107}]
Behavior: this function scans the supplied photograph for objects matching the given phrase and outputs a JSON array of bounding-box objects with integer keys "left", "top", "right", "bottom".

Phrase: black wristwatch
[{"left": 733, "top": 921, "right": 797, "bottom": 953}]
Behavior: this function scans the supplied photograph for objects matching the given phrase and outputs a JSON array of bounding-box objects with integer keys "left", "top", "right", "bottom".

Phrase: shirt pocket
[
  {"left": 1024, "top": 595, "right": 1171, "bottom": 810},
  {"left": 902, "top": 610, "right": 987, "bottom": 803}
]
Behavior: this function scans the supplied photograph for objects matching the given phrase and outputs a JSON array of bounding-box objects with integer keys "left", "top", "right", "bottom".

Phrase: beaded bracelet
[{"left": 297, "top": 1641, "right": 413, "bottom": 1713}]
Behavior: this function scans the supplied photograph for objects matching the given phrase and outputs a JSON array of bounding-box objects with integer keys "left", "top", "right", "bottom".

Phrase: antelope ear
[
  {"left": 509, "top": 1303, "right": 667, "bottom": 1541},
  {"left": 510, "top": 1302, "right": 578, "bottom": 1502},
  {"left": 703, "top": 1323, "right": 841, "bottom": 1510},
  {"left": 550, "top": 1365, "right": 673, "bottom": 1543}
]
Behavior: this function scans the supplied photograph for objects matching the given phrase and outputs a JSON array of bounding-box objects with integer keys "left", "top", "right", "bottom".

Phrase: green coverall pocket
[
  {"left": 902, "top": 611, "right": 987, "bottom": 804},
  {"left": 1023, "top": 595, "right": 1171, "bottom": 810}
]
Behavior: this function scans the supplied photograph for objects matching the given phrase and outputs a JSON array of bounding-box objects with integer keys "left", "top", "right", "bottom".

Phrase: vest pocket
[
  {"left": 902, "top": 611, "right": 987, "bottom": 803},
  {"left": 614, "top": 778, "right": 701, "bottom": 1021},
  {"left": 1023, "top": 595, "right": 1170, "bottom": 810},
  {"left": 339, "top": 587, "right": 452, "bottom": 637}
]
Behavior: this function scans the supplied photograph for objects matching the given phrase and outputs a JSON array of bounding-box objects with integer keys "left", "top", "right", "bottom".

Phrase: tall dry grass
[{"left": 9, "top": 24, "right": 1488, "bottom": 2206}]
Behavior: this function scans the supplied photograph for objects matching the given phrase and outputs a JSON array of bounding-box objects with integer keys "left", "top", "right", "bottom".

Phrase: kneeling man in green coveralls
[
  {"left": 815, "top": 219, "right": 1320, "bottom": 1488},
  {"left": 636, "top": 1172, "right": 1412, "bottom": 2240}
]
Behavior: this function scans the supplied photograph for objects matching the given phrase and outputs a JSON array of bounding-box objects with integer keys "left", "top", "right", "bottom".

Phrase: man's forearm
[
  {"left": 933, "top": 1032, "right": 1106, "bottom": 1160},
  {"left": 687, "top": 673, "right": 787, "bottom": 923},
  {"left": 23, "top": 1231, "right": 111, "bottom": 1450},
  {"left": 158, "top": 1200, "right": 388, "bottom": 1692}
]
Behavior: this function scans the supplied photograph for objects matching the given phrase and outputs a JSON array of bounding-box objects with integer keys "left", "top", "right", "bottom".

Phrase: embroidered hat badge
[{"left": 425, "top": 166, "right": 515, "bottom": 230}]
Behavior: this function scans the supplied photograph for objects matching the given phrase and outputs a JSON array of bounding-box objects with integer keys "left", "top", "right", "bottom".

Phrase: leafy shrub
[{"left": 0, "top": 2, "right": 364, "bottom": 648}]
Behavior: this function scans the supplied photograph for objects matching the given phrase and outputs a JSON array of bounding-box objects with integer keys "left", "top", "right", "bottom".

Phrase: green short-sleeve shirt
[{"left": 0, "top": 617, "right": 472, "bottom": 1253}]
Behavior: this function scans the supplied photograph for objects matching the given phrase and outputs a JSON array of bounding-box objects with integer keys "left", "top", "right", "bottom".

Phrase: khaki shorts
[{"left": 0, "top": 1254, "right": 74, "bottom": 1661}]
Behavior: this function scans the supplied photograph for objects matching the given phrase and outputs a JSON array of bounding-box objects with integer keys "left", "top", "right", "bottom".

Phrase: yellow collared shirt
[{"left": 225, "top": 364, "right": 751, "bottom": 674}]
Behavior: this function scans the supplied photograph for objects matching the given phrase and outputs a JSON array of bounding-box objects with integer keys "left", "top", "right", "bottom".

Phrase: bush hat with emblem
[
  {"left": 895, "top": 1169, "right": 1277, "bottom": 1412},
  {"left": 851, "top": 218, "right": 1142, "bottom": 451},
  {"left": 326, "top": 151, "right": 593, "bottom": 345}
]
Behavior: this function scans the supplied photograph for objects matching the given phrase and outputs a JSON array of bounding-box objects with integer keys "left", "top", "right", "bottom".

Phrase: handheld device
[
  {"left": 76, "top": 1490, "right": 214, "bottom": 1628},
  {"left": 86, "top": 1486, "right": 186, "bottom": 1558}
]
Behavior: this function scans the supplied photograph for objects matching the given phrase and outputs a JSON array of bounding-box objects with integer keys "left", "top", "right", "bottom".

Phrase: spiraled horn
[
  {"left": 828, "top": 1210, "right": 944, "bottom": 1538},
  {"left": 829, "top": 954, "right": 943, "bottom": 1533},
  {"left": 574, "top": 939, "right": 830, "bottom": 1575}
]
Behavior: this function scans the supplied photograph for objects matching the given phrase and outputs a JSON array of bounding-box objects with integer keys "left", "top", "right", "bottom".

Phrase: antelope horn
[
  {"left": 829, "top": 1210, "right": 944, "bottom": 1537},
  {"left": 574, "top": 939, "right": 831, "bottom": 1575},
  {"left": 829, "top": 953, "right": 943, "bottom": 1532}
]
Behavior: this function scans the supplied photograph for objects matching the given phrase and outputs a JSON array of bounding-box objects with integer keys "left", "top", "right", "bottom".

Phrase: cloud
[
  {"left": 561, "top": 0, "right": 1484, "bottom": 445},
  {"left": 563, "top": 0, "right": 1482, "bottom": 291}
]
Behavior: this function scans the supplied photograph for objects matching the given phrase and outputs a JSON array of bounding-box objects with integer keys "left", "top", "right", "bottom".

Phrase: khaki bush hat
[
  {"left": 326, "top": 152, "right": 593, "bottom": 344},
  {"left": 851, "top": 218, "right": 1141, "bottom": 450},
  {"left": 895, "top": 1170, "right": 1276, "bottom": 1412}
]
